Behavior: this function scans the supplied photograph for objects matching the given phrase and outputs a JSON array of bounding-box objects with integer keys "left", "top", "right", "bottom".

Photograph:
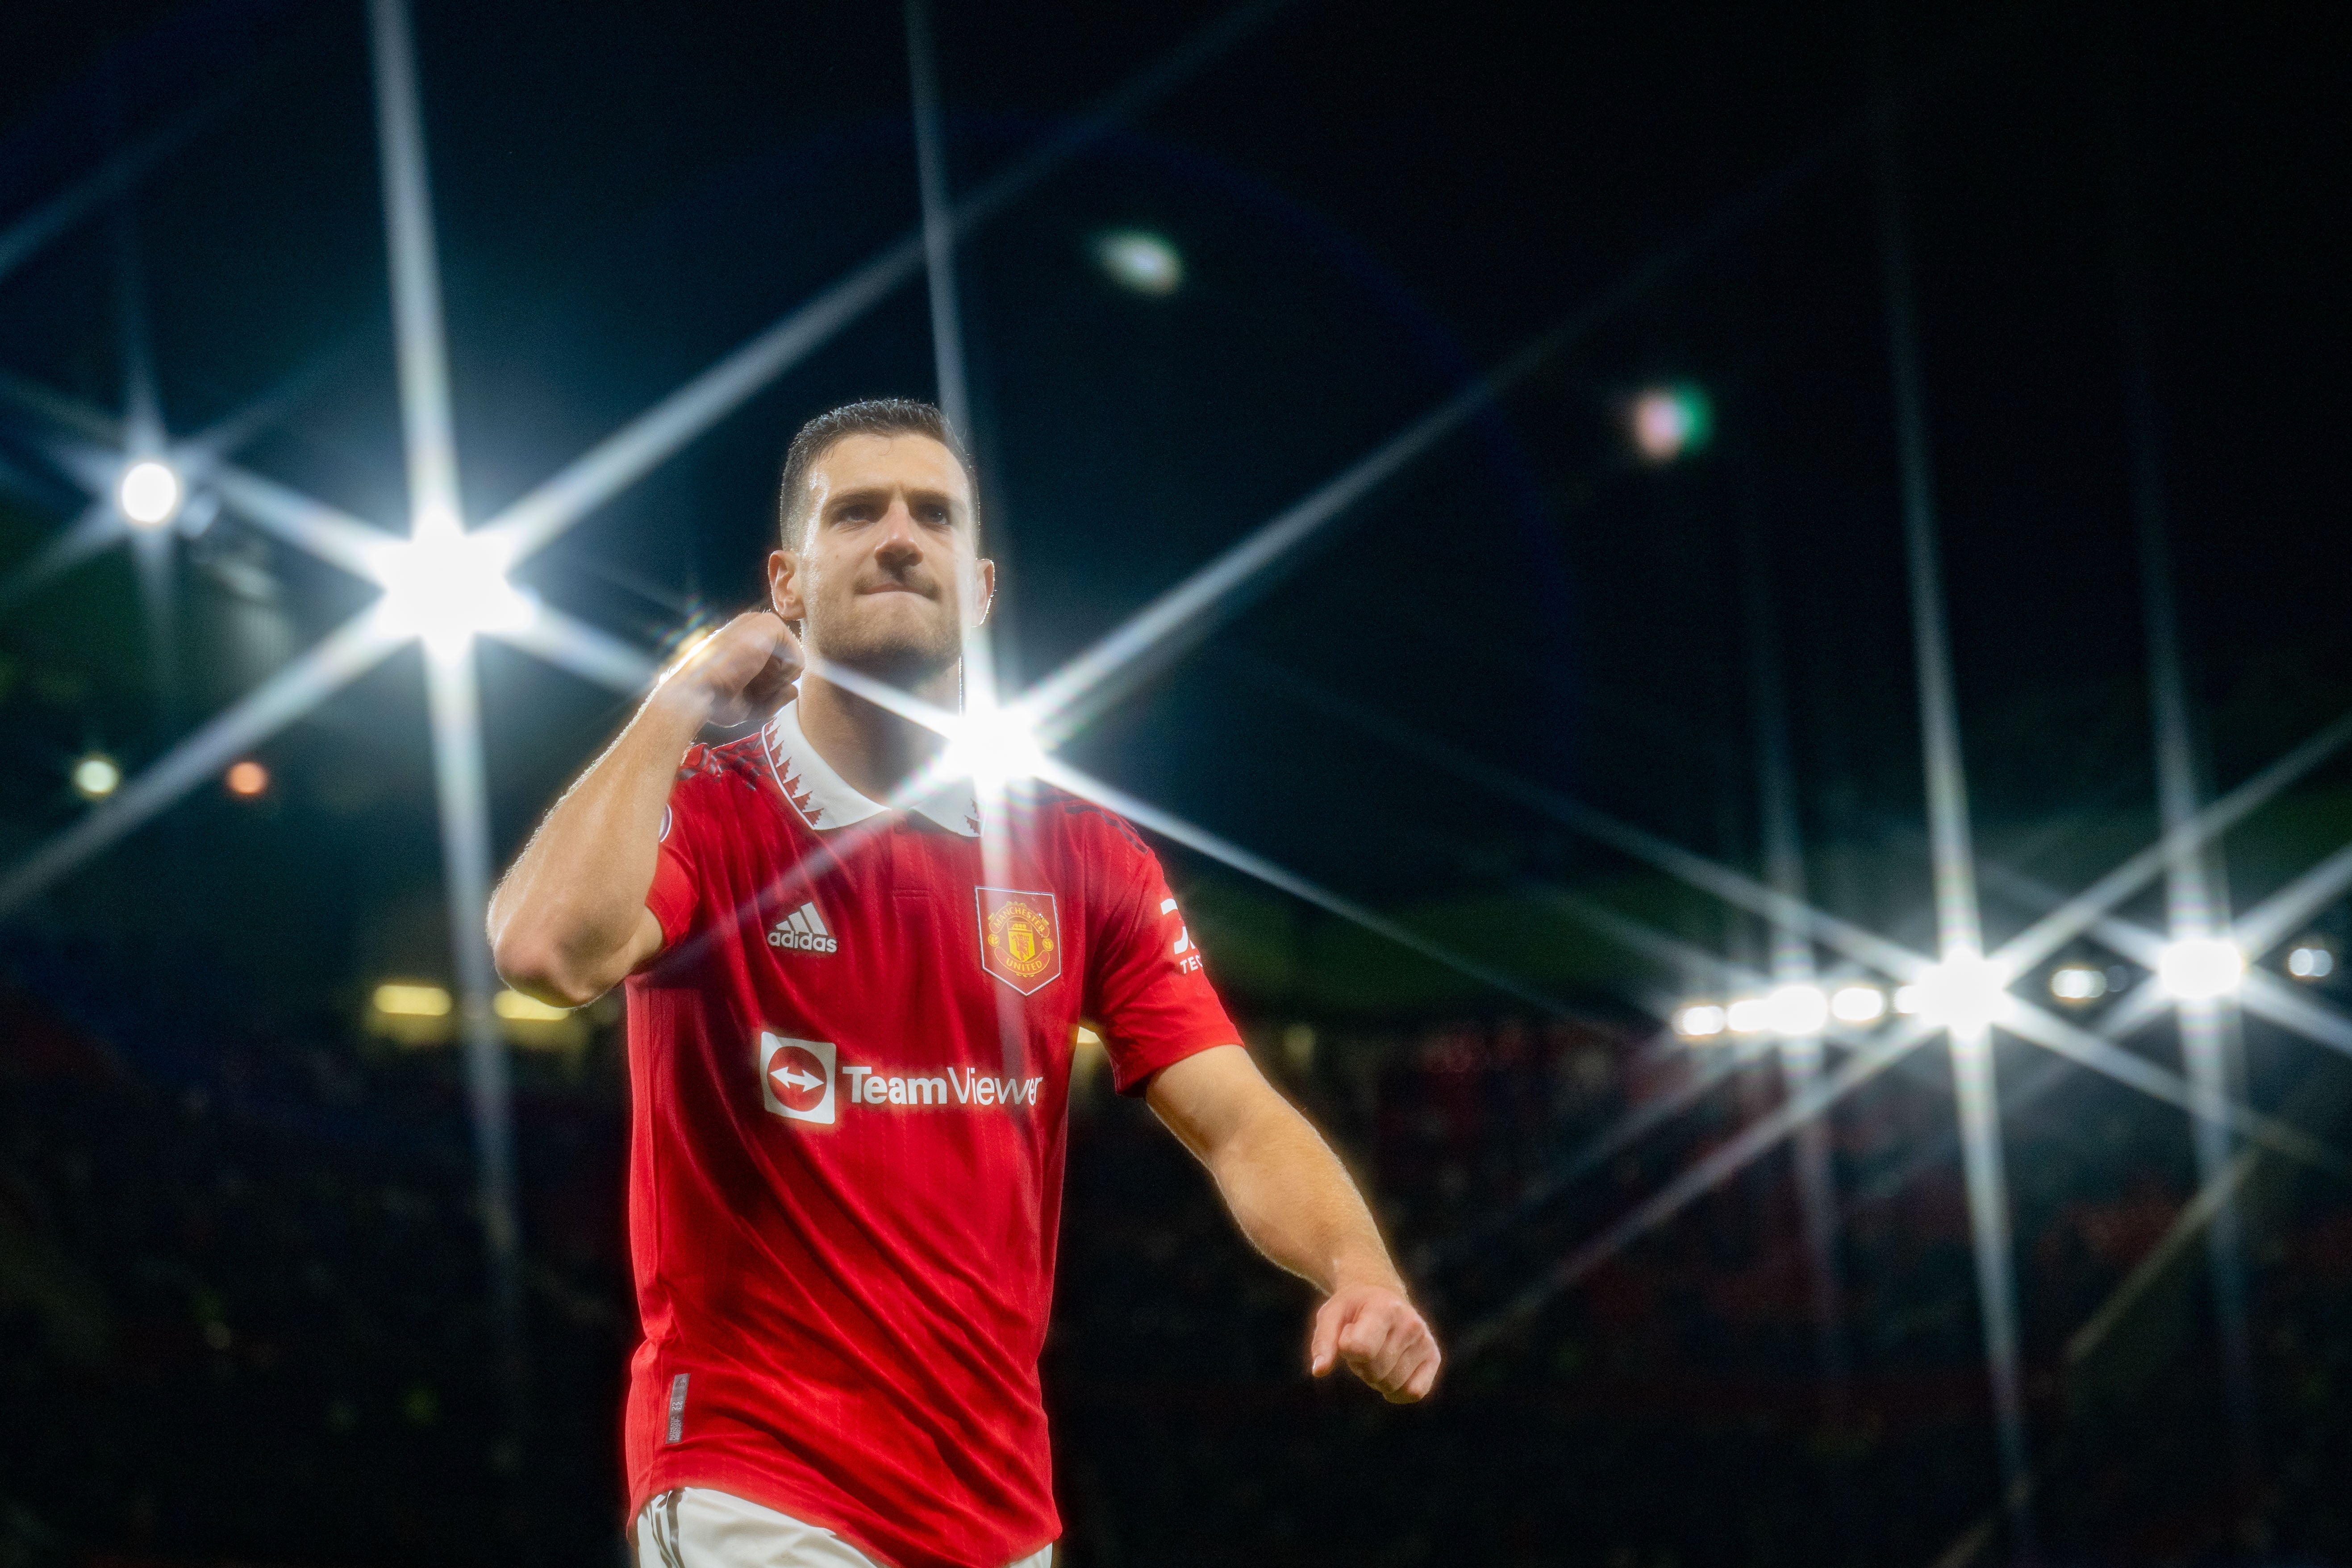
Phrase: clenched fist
[
  {"left": 666, "top": 611, "right": 804, "bottom": 728},
  {"left": 1309, "top": 1283, "right": 1442, "bottom": 1403}
]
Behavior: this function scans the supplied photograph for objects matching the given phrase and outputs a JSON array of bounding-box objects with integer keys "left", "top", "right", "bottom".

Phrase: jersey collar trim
[{"left": 761, "top": 701, "right": 982, "bottom": 838}]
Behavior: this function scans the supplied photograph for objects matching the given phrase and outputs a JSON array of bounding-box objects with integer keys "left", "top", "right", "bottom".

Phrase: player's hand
[
  {"left": 668, "top": 611, "right": 803, "bottom": 728},
  {"left": 1309, "top": 1282, "right": 1441, "bottom": 1403}
]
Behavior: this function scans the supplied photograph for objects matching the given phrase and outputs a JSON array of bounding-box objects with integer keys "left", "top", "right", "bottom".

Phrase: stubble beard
[{"left": 807, "top": 592, "right": 963, "bottom": 690}]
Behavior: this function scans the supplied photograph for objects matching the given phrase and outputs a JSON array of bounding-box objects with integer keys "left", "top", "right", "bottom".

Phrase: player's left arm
[{"left": 1145, "top": 1044, "right": 1441, "bottom": 1403}]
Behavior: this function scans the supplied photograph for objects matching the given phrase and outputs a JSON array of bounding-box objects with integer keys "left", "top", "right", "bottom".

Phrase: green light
[{"left": 1632, "top": 383, "right": 1714, "bottom": 462}]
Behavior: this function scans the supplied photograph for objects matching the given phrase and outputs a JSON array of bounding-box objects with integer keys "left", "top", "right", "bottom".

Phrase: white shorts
[{"left": 633, "top": 1486, "right": 1054, "bottom": 1568}]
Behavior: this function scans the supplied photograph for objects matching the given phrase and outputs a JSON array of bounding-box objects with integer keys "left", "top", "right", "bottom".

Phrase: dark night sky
[{"left": 1, "top": 0, "right": 2345, "bottom": 1012}]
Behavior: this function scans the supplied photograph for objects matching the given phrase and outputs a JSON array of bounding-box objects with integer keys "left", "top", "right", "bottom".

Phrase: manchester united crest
[{"left": 976, "top": 887, "right": 1062, "bottom": 995}]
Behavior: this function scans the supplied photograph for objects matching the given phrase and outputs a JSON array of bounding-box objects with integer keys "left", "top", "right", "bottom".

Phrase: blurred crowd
[{"left": 4, "top": 940, "right": 2349, "bottom": 1567}]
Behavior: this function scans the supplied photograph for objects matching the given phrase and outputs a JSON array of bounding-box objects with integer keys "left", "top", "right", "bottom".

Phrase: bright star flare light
[
  {"left": 1914, "top": 949, "right": 2014, "bottom": 1036},
  {"left": 2158, "top": 936, "right": 2246, "bottom": 1001},
  {"left": 117, "top": 459, "right": 183, "bottom": 526},
  {"left": 370, "top": 514, "right": 533, "bottom": 656},
  {"left": 941, "top": 705, "right": 1048, "bottom": 792}
]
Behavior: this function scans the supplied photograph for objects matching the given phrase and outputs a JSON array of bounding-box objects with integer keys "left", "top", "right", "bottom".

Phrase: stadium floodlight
[
  {"left": 2049, "top": 963, "right": 2108, "bottom": 1003},
  {"left": 373, "top": 981, "right": 451, "bottom": 1016},
  {"left": 370, "top": 512, "right": 532, "bottom": 656},
  {"left": 2157, "top": 936, "right": 2244, "bottom": 1001},
  {"left": 1912, "top": 949, "right": 2013, "bottom": 1036},
  {"left": 225, "top": 760, "right": 268, "bottom": 797},
  {"left": 1765, "top": 983, "right": 1830, "bottom": 1037},
  {"left": 1630, "top": 383, "right": 1713, "bottom": 463},
  {"left": 1726, "top": 997, "right": 1771, "bottom": 1035},
  {"left": 1093, "top": 229, "right": 1183, "bottom": 296},
  {"left": 1830, "top": 984, "right": 1887, "bottom": 1024},
  {"left": 117, "top": 459, "right": 183, "bottom": 527},
  {"left": 2287, "top": 943, "right": 2335, "bottom": 981},
  {"left": 71, "top": 753, "right": 122, "bottom": 800},
  {"left": 1893, "top": 984, "right": 1922, "bottom": 1015},
  {"left": 1673, "top": 1003, "right": 1727, "bottom": 1041}
]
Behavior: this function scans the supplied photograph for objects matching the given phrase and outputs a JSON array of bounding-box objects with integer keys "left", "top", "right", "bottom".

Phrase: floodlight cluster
[
  {"left": 1675, "top": 955, "right": 2018, "bottom": 1043},
  {"left": 1675, "top": 981, "right": 1886, "bottom": 1041}
]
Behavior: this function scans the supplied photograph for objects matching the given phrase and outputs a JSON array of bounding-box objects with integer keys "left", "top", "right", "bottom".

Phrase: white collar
[{"left": 760, "top": 700, "right": 981, "bottom": 838}]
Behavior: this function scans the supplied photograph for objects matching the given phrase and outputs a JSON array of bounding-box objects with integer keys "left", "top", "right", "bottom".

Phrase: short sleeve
[
  {"left": 643, "top": 774, "right": 704, "bottom": 949},
  {"left": 1086, "top": 841, "right": 1238, "bottom": 1096}
]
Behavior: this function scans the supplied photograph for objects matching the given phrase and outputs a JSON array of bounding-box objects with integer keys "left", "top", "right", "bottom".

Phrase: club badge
[{"left": 976, "top": 887, "right": 1062, "bottom": 995}]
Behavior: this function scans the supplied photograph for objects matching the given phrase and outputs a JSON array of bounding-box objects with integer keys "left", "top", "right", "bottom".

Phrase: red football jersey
[{"left": 623, "top": 701, "right": 1236, "bottom": 1568}]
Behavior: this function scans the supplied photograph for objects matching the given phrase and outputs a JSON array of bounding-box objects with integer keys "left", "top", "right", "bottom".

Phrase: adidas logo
[{"left": 767, "top": 901, "right": 839, "bottom": 955}]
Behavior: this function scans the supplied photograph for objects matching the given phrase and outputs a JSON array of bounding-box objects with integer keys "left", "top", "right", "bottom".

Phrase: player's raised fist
[
  {"left": 1309, "top": 1282, "right": 1442, "bottom": 1404},
  {"left": 667, "top": 610, "right": 804, "bottom": 728}
]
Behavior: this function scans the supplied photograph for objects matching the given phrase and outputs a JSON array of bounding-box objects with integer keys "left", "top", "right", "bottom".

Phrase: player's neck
[{"left": 796, "top": 661, "right": 960, "bottom": 805}]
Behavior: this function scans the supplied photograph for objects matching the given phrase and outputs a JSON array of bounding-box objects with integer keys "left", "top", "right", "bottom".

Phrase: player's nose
[{"left": 872, "top": 496, "right": 926, "bottom": 566}]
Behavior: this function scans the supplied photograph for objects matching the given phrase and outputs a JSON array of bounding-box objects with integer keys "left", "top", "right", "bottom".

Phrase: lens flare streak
[
  {"left": 476, "top": 0, "right": 1280, "bottom": 568},
  {"left": 1033, "top": 758, "right": 1572, "bottom": 1017},
  {"left": 367, "top": 0, "right": 524, "bottom": 1401},
  {"left": 209, "top": 464, "right": 394, "bottom": 580},
  {"left": 0, "top": 612, "right": 406, "bottom": 918},
  {"left": 0, "top": 500, "right": 121, "bottom": 612},
  {"left": 491, "top": 604, "right": 659, "bottom": 693},
  {"left": 1454, "top": 1021, "right": 1937, "bottom": 1359}
]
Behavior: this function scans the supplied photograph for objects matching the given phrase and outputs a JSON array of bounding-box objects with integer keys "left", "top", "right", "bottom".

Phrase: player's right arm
[{"left": 488, "top": 611, "right": 801, "bottom": 1007}]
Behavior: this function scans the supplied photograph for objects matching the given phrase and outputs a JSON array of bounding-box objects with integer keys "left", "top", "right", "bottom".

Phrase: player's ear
[
  {"left": 769, "top": 548, "right": 804, "bottom": 622},
  {"left": 974, "top": 556, "right": 996, "bottom": 626}
]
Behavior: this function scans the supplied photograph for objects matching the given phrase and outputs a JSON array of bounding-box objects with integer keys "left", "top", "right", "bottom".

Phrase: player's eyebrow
[{"left": 822, "top": 483, "right": 966, "bottom": 524}]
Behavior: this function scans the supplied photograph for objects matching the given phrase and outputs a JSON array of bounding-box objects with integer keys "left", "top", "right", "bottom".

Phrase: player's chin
[{"left": 825, "top": 615, "right": 959, "bottom": 682}]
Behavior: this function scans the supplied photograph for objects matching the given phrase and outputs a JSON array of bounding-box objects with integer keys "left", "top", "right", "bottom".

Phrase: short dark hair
[{"left": 775, "top": 397, "right": 976, "bottom": 551}]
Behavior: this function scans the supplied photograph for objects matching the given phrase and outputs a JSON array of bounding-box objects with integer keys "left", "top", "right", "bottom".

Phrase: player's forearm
[
  {"left": 1206, "top": 1099, "right": 1405, "bottom": 1297},
  {"left": 489, "top": 682, "right": 709, "bottom": 1004}
]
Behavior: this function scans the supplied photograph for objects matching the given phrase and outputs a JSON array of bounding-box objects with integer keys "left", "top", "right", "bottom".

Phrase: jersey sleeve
[
  {"left": 643, "top": 755, "right": 708, "bottom": 948},
  {"left": 1085, "top": 836, "right": 1239, "bottom": 1096}
]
